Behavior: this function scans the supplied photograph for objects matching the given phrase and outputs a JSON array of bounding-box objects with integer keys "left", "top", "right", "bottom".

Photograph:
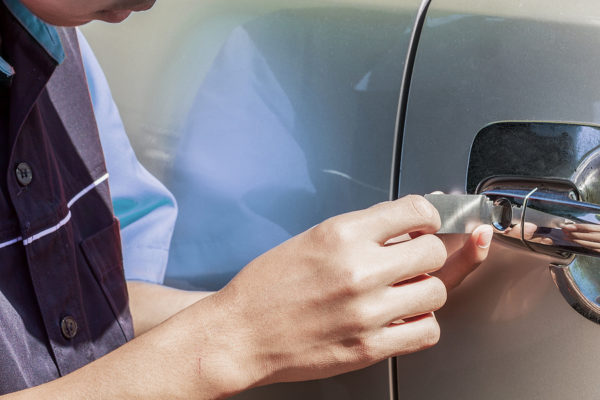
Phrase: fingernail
[{"left": 476, "top": 225, "right": 494, "bottom": 249}]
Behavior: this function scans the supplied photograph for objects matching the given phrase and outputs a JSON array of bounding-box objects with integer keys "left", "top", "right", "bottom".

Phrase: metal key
[
  {"left": 425, "top": 191, "right": 600, "bottom": 260},
  {"left": 424, "top": 193, "right": 514, "bottom": 234}
]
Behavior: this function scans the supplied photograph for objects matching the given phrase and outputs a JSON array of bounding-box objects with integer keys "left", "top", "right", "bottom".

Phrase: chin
[
  {"left": 97, "top": 10, "right": 133, "bottom": 23},
  {"left": 131, "top": 0, "right": 157, "bottom": 12}
]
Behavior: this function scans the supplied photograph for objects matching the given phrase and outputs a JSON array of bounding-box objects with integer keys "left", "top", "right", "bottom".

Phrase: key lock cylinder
[
  {"left": 432, "top": 121, "right": 600, "bottom": 324},
  {"left": 426, "top": 178, "right": 600, "bottom": 261}
]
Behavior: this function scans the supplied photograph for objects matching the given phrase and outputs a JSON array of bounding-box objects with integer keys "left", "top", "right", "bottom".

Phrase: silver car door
[{"left": 396, "top": 1, "right": 600, "bottom": 398}]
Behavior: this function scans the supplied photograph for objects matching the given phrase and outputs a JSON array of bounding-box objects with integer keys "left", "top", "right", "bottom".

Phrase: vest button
[
  {"left": 60, "top": 316, "right": 78, "bottom": 339},
  {"left": 15, "top": 162, "right": 33, "bottom": 186}
]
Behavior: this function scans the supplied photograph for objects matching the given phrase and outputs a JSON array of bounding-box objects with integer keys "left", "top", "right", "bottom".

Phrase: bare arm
[
  {"left": 126, "top": 281, "right": 213, "bottom": 336},
  {"left": 1, "top": 195, "right": 490, "bottom": 399},
  {"left": 4, "top": 293, "right": 254, "bottom": 399}
]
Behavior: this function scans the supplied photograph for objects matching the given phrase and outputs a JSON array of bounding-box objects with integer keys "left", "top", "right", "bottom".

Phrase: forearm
[
  {"left": 3, "top": 293, "right": 256, "bottom": 400},
  {"left": 0, "top": 195, "right": 490, "bottom": 400},
  {"left": 127, "top": 281, "right": 213, "bottom": 336}
]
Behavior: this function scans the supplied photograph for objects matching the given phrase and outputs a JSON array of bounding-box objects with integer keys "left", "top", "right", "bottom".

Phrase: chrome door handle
[
  {"left": 464, "top": 122, "right": 600, "bottom": 325},
  {"left": 482, "top": 187, "right": 600, "bottom": 260},
  {"left": 471, "top": 175, "right": 600, "bottom": 324}
]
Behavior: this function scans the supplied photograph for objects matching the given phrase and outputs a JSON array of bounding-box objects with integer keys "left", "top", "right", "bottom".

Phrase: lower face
[{"left": 20, "top": 0, "right": 157, "bottom": 26}]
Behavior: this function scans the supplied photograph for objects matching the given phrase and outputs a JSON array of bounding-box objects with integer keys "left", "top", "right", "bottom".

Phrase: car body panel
[{"left": 397, "top": 1, "right": 600, "bottom": 398}]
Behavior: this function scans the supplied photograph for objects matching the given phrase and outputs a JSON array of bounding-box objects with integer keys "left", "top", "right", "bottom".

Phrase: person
[{"left": 0, "top": 0, "right": 494, "bottom": 398}]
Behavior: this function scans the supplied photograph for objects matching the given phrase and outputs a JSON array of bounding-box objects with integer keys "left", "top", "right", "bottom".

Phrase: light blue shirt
[{"left": 78, "top": 30, "right": 177, "bottom": 284}]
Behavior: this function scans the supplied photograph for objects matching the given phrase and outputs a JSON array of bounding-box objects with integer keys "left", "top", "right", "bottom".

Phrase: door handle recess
[
  {"left": 466, "top": 122, "right": 600, "bottom": 324},
  {"left": 477, "top": 176, "right": 600, "bottom": 323}
]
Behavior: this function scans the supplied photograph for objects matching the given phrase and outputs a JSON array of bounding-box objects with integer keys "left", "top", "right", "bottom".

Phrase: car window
[{"left": 82, "top": 1, "right": 417, "bottom": 291}]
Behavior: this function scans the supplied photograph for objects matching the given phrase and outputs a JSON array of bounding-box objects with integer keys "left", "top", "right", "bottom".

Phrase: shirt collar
[{"left": 0, "top": 0, "right": 65, "bottom": 80}]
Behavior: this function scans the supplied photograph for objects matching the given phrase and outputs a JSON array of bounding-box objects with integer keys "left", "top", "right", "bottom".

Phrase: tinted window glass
[{"left": 83, "top": 2, "right": 414, "bottom": 290}]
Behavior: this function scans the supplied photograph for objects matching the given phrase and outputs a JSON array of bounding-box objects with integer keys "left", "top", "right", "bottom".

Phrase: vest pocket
[{"left": 80, "top": 218, "right": 134, "bottom": 341}]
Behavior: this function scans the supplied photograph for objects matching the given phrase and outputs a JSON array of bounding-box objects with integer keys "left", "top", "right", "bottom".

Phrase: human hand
[
  {"left": 431, "top": 224, "right": 493, "bottom": 291},
  {"left": 212, "top": 195, "right": 448, "bottom": 387},
  {"left": 420, "top": 191, "right": 493, "bottom": 291},
  {"left": 561, "top": 222, "right": 600, "bottom": 253}
]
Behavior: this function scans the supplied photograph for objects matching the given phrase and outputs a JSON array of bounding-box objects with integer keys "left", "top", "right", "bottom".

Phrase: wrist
[{"left": 183, "top": 291, "right": 268, "bottom": 397}]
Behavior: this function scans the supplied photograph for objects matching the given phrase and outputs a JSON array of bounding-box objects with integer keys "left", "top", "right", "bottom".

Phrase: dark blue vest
[{"left": 0, "top": 5, "right": 133, "bottom": 394}]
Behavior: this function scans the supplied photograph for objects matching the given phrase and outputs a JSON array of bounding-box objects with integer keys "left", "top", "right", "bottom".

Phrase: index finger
[
  {"left": 562, "top": 223, "right": 600, "bottom": 233},
  {"left": 359, "top": 195, "right": 442, "bottom": 244}
]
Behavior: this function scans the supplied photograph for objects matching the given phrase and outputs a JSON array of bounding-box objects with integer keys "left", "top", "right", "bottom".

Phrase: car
[{"left": 82, "top": 0, "right": 600, "bottom": 398}]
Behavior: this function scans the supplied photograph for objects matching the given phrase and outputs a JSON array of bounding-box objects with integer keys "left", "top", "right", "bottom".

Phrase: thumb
[{"left": 432, "top": 225, "right": 493, "bottom": 291}]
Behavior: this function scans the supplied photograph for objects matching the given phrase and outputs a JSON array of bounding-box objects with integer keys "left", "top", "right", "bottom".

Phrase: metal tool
[
  {"left": 425, "top": 190, "right": 600, "bottom": 260},
  {"left": 424, "top": 193, "right": 513, "bottom": 234}
]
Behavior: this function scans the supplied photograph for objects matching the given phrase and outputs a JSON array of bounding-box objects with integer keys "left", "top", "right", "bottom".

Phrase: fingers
[
  {"left": 562, "top": 223, "right": 600, "bottom": 248},
  {"left": 501, "top": 222, "right": 537, "bottom": 240},
  {"left": 562, "top": 238, "right": 600, "bottom": 251},
  {"left": 561, "top": 223, "right": 600, "bottom": 233},
  {"left": 432, "top": 224, "right": 493, "bottom": 291},
  {"left": 368, "top": 313, "right": 441, "bottom": 359},
  {"left": 358, "top": 195, "right": 441, "bottom": 244},
  {"left": 379, "top": 234, "right": 447, "bottom": 283},
  {"left": 370, "top": 275, "right": 446, "bottom": 326},
  {"left": 522, "top": 222, "right": 538, "bottom": 240}
]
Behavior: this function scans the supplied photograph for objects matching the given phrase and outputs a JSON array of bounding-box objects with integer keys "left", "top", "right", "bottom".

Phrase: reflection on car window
[{"left": 86, "top": 6, "right": 414, "bottom": 290}]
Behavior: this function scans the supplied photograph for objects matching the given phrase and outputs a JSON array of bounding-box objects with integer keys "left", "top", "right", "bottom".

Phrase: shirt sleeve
[{"left": 76, "top": 28, "right": 178, "bottom": 284}]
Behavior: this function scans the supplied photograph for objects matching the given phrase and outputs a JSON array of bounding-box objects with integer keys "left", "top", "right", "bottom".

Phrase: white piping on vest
[
  {"left": 0, "top": 173, "right": 109, "bottom": 249},
  {"left": 22, "top": 211, "right": 72, "bottom": 246},
  {"left": 67, "top": 173, "right": 109, "bottom": 208},
  {"left": 0, "top": 236, "right": 22, "bottom": 250}
]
